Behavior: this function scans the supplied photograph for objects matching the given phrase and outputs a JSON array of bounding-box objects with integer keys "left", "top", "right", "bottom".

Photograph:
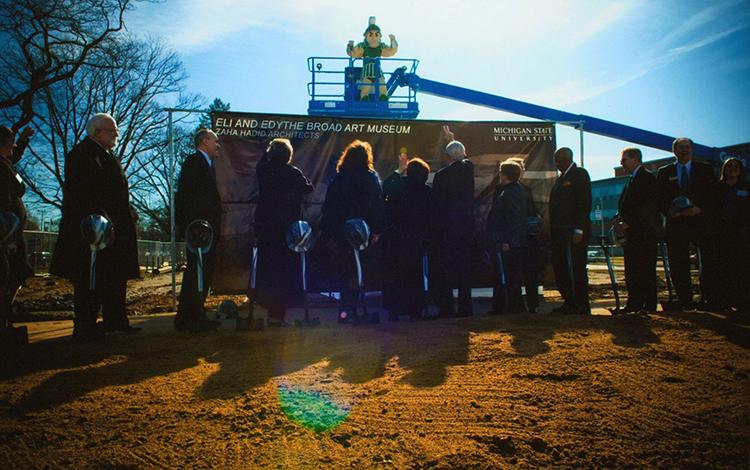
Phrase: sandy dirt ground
[{"left": 1, "top": 271, "right": 749, "bottom": 469}]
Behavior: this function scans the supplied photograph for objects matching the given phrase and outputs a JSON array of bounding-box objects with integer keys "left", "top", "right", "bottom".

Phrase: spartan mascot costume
[{"left": 346, "top": 16, "right": 399, "bottom": 101}]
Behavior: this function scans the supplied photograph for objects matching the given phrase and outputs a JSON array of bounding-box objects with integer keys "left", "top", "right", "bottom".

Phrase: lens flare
[{"left": 277, "top": 384, "right": 351, "bottom": 432}]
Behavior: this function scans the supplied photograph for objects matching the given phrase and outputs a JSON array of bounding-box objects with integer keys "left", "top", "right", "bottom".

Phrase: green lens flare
[{"left": 277, "top": 385, "right": 351, "bottom": 432}]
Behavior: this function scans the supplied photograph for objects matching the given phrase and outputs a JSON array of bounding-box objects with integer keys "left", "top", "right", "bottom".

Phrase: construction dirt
[{"left": 1, "top": 271, "right": 748, "bottom": 468}]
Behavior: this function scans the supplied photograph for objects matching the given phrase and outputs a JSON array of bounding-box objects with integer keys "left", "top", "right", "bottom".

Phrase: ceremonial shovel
[
  {"left": 80, "top": 214, "right": 114, "bottom": 291},
  {"left": 343, "top": 219, "right": 378, "bottom": 324},
  {"left": 185, "top": 219, "right": 213, "bottom": 295},
  {"left": 287, "top": 220, "right": 319, "bottom": 328}
]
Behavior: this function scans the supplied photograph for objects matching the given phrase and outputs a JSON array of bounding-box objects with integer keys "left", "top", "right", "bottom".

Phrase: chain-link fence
[{"left": 23, "top": 231, "right": 186, "bottom": 275}]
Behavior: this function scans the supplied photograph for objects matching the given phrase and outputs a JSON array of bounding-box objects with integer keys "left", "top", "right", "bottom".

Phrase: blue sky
[{"left": 128, "top": 0, "right": 750, "bottom": 180}]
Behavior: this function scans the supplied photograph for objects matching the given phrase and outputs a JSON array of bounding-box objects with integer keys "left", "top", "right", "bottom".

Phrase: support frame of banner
[
  {"left": 164, "top": 107, "right": 211, "bottom": 310},
  {"left": 554, "top": 120, "right": 586, "bottom": 168}
]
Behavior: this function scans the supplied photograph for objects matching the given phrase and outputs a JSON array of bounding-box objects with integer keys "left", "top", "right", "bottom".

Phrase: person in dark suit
[
  {"left": 432, "top": 127, "right": 475, "bottom": 317},
  {"left": 717, "top": 157, "right": 749, "bottom": 311},
  {"left": 656, "top": 137, "right": 721, "bottom": 311},
  {"left": 506, "top": 157, "right": 542, "bottom": 313},
  {"left": 174, "top": 128, "right": 223, "bottom": 332},
  {"left": 254, "top": 138, "right": 313, "bottom": 327},
  {"left": 381, "top": 146, "right": 409, "bottom": 318},
  {"left": 0, "top": 126, "right": 35, "bottom": 326},
  {"left": 614, "top": 147, "right": 660, "bottom": 313},
  {"left": 387, "top": 158, "right": 438, "bottom": 320},
  {"left": 321, "top": 140, "right": 384, "bottom": 323},
  {"left": 486, "top": 159, "right": 527, "bottom": 314},
  {"left": 50, "top": 113, "right": 141, "bottom": 341},
  {"left": 549, "top": 147, "right": 592, "bottom": 315}
]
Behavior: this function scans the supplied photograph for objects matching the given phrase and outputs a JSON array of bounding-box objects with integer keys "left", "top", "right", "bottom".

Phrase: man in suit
[
  {"left": 549, "top": 147, "right": 592, "bottom": 315},
  {"left": 432, "top": 127, "right": 475, "bottom": 317},
  {"left": 381, "top": 147, "right": 409, "bottom": 319},
  {"left": 656, "top": 137, "right": 720, "bottom": 310},
  {"left": 50, "top": 113, "right": 141, "bottom": 341},
  {"left": 174, "top": 128, "right": 223, "bottom": 332},
  {"left": 615, "top": 147, "right": 659, "bottom": 313}
]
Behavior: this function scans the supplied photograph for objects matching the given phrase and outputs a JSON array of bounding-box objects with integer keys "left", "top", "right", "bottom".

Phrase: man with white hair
[
  {"left": 50, "top": 113, "right": 141, "bottom": 341},
  {"left": 431, "top": 126, "right": 475, "bottom": 317}
]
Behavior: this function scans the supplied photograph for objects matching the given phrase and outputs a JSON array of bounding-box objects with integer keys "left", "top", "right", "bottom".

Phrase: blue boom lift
[{"left": 307, "top": 57, "right": 721, "bottom": 161}]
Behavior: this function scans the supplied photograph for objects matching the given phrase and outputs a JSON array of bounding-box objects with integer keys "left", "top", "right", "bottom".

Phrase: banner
[
  {"left": 719, "top": 142, "right": 750, "bottom": 169},
  {"left": 210, "top": 111, "right": 556, "bottom": 292}
]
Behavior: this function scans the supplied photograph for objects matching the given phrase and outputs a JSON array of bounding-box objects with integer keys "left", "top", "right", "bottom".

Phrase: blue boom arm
[{"left": 396, "top": 71, "right": 719, "bottom": 160}]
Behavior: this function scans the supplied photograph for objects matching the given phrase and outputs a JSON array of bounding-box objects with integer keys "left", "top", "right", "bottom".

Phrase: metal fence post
[{"left": 168, "top": 110, "right": 177, "bottom": 310}]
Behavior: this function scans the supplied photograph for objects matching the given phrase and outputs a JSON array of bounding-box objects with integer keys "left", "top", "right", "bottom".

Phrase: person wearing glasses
[{"left": 50, "top": 113, "right": 141, "bottom": 341}]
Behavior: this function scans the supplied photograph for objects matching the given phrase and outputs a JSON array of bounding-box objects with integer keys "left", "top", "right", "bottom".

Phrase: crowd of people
[{"left": 0, "top": 115, "right": 748, "bottom": 341}]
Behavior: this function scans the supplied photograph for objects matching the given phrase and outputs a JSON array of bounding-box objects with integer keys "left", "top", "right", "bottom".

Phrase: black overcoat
[
  {"left": 432, "top": 159, "right": 475, "bottom": 238},
  {"left": 0, "top": 153, "right": 33, "bottom": 283},
  {"left": 617, "top": 166, "right": 660, "bottom": 240},
  {"left": 549, "top": 163, "right": 592, "bottom": 239},
  {"left": 254, "top": 160, "right": 313, "bottom": 308},
  {"left": 321, "top": 168, "right": 384, "bottom": 241},
  {"left": 50, "top": 137, "right": 139, "bottom": 281},
  {"left": 486, "top": 181, "right": 528, "bottom": 249},
  {"left": 175, "top": 152, "right": 223, "bottom": 241}
]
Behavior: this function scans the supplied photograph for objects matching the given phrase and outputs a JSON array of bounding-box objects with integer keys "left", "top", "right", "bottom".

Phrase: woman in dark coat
[
  {"left": 254, "top": 138, "right": 313, "bottom": 326},
  {"left": 321, "top": 140, "right": 384, "bottom": 323},
  {"left": 0, "top": 126, "right": 34, "bottom": 325},
  {"left": 485, "top": 159, "right": 528, "bottom": 314},
  {"left": 387, "top": 158, "right": 437, "bottom": 320},
  {"left": 718, "top": 157, "right": 750, "bottom": 311}
]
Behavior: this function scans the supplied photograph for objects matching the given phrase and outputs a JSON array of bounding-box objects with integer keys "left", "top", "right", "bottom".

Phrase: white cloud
[
  {"left": 567, "top": 1, "right": 637, "bottom": 49},
  {"left": 128, "top": 0, "right": 635, "bottom": 54},
  {"left": 651, "top": 0, "right": 744, "bottom": 52},
  {"left": 668, "top": 24, "right": 747, "bottom": 55},
  {"left": 517, "top": 71, "right": 648, "bottom": 109},
  {"left": 513, "top": 3, "right": 748, "bottom": 109}
]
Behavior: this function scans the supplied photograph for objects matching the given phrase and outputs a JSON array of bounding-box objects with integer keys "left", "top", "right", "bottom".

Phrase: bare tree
[
  {"left": 17, "top": 35, "right": 201, "bottom": 218},
  {"left": 128, "top": 124, "right": 195, "bottom": 238},
  {"left": 0, "top": 0, "right": 134, "bottom": 131},
  {"left": 131, "top": 98, "right": 232, "bottom": 239}
]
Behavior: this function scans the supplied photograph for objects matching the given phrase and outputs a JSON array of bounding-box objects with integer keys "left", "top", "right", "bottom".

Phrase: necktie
[{"left": 679, "top": 164, "right": 688, "bottom": 189}]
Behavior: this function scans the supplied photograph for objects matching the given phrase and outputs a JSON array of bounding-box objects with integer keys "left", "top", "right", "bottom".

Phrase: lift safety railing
[{"left": 307, "top": 56, "right": 420, "bottom": 105}]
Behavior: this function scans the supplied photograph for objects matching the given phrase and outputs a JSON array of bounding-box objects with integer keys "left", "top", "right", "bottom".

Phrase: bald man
[
  {"left": 431, "top": 128, "right": 475, "bottom": 317},
  {"left": 50, "top": 113, "right": 141, "bottom": 341},
  {"left": 549, "top": 147, "right": 592, "bottom": 315}
]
